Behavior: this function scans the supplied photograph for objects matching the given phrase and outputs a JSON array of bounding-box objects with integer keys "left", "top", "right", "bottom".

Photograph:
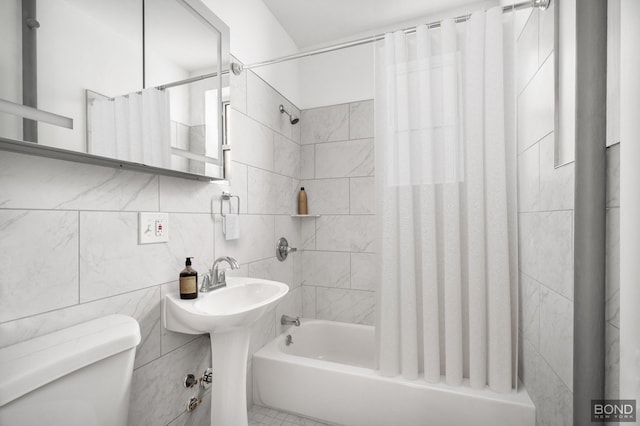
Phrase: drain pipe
[{"left": 573, "top": 0, "right": 607, "bottom": 424}]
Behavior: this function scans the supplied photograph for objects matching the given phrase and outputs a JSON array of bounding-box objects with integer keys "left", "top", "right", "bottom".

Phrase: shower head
[{"left": 279, "top": 104, "right": 299, "bottom": 125}]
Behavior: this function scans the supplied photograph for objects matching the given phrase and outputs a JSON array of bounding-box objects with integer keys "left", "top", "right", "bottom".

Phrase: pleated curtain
[
  {"left": 374, "top": 7, "right": 518, "bottom": 392},
  {"left": 89, "top": 88, "right": 171, "bottom": 169}
]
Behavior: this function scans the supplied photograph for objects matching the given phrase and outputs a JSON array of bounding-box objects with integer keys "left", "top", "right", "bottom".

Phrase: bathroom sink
[
  {"left": 163, "top": 276, "right": 289, "bottom": 425},
  {"left": 164, "top": 277, "right": 289, "bottom": 334}
]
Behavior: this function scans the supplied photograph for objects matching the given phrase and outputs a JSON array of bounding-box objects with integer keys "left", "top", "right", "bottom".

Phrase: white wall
[
  {"left": 556, "top": 0, "right": 576, "bottom": 164},
  {"left": 607, "top": 0, "right": 621, "bottom": 147},
  {"left": 37, "top": 0, "right": 143, "bottom": 151},
  {"left": 202, "top": 0, "right": 302, "bottom": 106},
  {"left": 296, "top": 0, "right": 497, "bottom": 110},
  {"left": 0, "top": 0, "right": 144, "bottom": 147},
  {"left": 298, "top": 44, "right": 374, "bottom": 110}
]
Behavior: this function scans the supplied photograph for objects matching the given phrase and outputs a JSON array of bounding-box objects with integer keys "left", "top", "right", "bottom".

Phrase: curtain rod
[
  {"left": 155, "top": 70, "right": 228, "bottom": 90},
  {"left": 231, "top": 0, "right": 550, "bottom": 76}
]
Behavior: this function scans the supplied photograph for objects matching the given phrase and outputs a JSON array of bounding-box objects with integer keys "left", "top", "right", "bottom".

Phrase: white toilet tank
[{"left": 0, "top": 314, "right": 141, "bottom": 426}]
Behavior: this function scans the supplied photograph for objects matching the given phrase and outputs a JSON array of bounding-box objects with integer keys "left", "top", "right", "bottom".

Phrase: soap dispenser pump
[{"left": 179, "top": 257, "right": 198, "bottom": 299}]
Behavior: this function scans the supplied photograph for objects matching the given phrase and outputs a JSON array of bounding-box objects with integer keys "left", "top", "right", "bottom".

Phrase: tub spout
[{"left": 281, "top": 315, "right": 300, "bottom": 326}]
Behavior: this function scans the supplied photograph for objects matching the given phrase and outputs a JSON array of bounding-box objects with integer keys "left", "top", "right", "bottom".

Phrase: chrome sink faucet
[{"left": 200, "top": 256, "right": 240, "bottom": 292}]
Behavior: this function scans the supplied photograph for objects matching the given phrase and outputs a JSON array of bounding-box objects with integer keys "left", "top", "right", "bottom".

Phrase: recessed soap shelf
[{"left": 291, "top": 214, "right": 320, "bottom": 218}]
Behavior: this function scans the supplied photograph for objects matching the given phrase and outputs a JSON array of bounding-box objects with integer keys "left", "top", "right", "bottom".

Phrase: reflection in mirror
[
  {"left": 0, "top": 0, "right": 142, "bottom": 149},
  {"left": 556, "top": 0, "right": 576, "bottom": 166},
  {"left": 0, "top": 0, "right": 229, "bottom": 181},
  {"left": 144, "top": 0, "right": 224, "bottom": 176}
]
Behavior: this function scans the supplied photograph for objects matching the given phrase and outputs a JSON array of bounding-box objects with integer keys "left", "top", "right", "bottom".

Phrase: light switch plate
[{"left": 139, "top": 212, "right": 169, "bottom": 244}]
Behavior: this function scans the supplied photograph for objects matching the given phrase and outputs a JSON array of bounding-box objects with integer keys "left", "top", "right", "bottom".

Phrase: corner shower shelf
[{"left": 291, "top": 214, "right": 321, "bottom": 218}]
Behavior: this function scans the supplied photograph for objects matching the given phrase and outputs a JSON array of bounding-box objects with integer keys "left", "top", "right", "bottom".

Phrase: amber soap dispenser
[{"left": 179, "top": 257, "right": 198, "bottom": 299}]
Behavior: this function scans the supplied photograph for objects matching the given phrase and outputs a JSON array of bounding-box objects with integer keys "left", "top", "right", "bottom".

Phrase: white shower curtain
[
  {"left": 374, "top": 7, "right": 518, "bottom": 393},
  {"left": 89, "top": 88, "right": 171, "bottom": 168}
]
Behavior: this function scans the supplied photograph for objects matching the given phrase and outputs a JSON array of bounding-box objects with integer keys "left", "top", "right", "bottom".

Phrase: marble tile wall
[
  {"left": 515, "top": 6, "right": 575, "bottom": 426},
  {"left": 0, "top": 59, "right": 303, "bottom": 424},
  {"left": 605, "top": 143, "right": 620, "bottom": 414},
  {"left": 0, "top": 152, "right": 224, "bottom": 425},
  {"left": 514, "top": 0, "right": 620, "bottom": 421},
  {"left": 221, "top": 65, "right": 304, "bottom": 410},
  {"left": 298, "top": 100, "right": 376, "bottom": 326}
]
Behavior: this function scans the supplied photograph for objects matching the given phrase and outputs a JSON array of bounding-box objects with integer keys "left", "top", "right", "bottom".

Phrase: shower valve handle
[{"left": 276, "top": 237, "right": 297, "bottom": 261}]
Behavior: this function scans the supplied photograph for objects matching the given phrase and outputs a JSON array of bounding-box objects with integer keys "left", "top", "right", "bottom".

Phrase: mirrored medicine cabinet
[{"left": 0, "top": 0, "right": 231, "bottom": 181}]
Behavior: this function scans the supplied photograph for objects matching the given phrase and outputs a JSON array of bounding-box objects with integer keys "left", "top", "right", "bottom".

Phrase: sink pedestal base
[
  {"left": 163, "top": 278, "right": 289, "bottom": 425},
  {"left": 210, "top": 328, "right": 251, "bottom": 426}
]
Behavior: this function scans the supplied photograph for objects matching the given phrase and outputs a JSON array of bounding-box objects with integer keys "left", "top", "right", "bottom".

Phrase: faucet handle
[
  {"left": 200, "top": 274, "right": 211, "bottom": 292},
  {"left": 276, "top": 237, "right": 297, "bottom": 262}
]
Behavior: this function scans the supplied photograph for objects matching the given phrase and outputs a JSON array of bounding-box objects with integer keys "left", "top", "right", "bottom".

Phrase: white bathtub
[{"left": 253, "top": 319, "right": 535, "bottom": 426}]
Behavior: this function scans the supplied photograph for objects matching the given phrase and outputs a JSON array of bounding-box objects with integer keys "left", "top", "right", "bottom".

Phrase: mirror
[
  {"left": 555, "top": 0, "right": 576, "bottom": 166},
  {"left": 0, "top": 0, "right": 230, "bottom": 181}
]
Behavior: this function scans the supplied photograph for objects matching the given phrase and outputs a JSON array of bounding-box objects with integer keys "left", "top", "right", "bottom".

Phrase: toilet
[{"left": 0, "top": 314, "right": 141, "bottom": 426}]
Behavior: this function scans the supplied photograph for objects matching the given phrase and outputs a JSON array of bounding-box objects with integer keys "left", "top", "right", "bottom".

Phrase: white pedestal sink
[{"left": 163, "top": 277, "right": 289, "bottom": 426}]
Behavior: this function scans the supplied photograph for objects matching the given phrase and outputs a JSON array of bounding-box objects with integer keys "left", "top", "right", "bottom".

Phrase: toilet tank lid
[{"left": 0, "top": 314, "right": 141, "bottom": 407}]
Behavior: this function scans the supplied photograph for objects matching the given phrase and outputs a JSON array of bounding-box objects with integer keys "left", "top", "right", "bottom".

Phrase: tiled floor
[{"left": 248, "top": 405, "right": 334, "bottom": 426}]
